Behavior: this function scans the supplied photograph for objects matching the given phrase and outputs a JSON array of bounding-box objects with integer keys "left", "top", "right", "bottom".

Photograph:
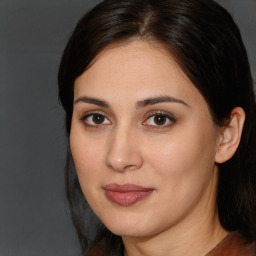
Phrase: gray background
[{"left": 0, "top": 0, "right": 255, "bottom": 256}]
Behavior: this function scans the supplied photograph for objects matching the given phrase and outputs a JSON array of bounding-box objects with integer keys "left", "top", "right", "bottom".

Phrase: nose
[{"left": 105, "top": 126, "right": 143, "bottom": 172}]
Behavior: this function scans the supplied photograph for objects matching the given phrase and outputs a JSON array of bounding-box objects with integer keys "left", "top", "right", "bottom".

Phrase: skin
[{"left": 70, "top": 41, "right": 244, "bottom": 256}]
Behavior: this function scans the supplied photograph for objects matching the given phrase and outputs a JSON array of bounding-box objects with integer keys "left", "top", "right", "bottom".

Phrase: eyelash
[
  {"left": 143, "top": 111, "right": 176, "bottom": 128},
  {"left": 80, "top": 111, "right": 176, "bottom": 129},
  {"left": 80, "top": 112, "right": 111, "bottom": 128}
]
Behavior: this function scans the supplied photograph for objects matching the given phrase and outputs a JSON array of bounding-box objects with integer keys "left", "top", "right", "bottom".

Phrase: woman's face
[{"left": 70, "top": 41, "right": 221, "bottom": 238}]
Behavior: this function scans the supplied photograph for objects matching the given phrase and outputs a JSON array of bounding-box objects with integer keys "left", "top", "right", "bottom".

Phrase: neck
[{"left": 123, "top": 212, "right": 227, "bottom": 256}]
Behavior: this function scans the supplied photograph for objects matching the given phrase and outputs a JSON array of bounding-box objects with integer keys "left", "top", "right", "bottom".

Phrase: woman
[{"left": 58, "top": 0, "right": 256, "bottom": 255}]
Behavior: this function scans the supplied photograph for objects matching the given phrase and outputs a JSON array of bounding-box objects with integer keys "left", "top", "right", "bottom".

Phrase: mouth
[{"left": 103, "top": 183, "right": 154, "bottom": 207}]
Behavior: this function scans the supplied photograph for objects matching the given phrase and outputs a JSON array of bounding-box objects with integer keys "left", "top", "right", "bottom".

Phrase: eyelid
[
  {"left": 79, "top": 110, "right": 176, "bottom": 128},
  {"left": 142, "top": 110, "right": 176, "bottom": 128},
  {"left": 80, "top": 111, "right": 112, "bottom": 127}
]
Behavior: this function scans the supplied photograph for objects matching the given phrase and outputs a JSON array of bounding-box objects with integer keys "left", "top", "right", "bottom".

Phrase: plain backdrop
[{"left": 0, "top": 0, "right": 255, "bottom": 255}]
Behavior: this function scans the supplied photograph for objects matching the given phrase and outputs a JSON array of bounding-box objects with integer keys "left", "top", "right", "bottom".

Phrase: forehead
[{"left": 74, "top": 40, "right": 204, "bottom": 108}]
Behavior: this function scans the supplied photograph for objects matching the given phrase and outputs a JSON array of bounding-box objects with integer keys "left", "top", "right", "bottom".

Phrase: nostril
[
  {"left": 105, "top": 158, "right": 129, "bottom": 172},
  {"left": 105, "top": 153, "right": 143, "bottom": 172},
  {"left": 125, "top": 164, "right": 140, "bottom": 171}
]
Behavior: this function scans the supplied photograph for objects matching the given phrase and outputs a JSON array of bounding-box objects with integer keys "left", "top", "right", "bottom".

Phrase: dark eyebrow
[
  {"left": 74, "top": 96, "right": 110, "bottom": 108},
  {"left": 74, "top": 95, "right": 189, "bottom": 109},
  {"left": 136, "top": 96, "right": 190, "bottom": 108}
]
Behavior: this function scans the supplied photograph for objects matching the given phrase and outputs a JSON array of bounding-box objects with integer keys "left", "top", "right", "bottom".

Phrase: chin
[
  {"left": 103, "top": 216, "right": 156, "bottom": 238},
  {"left": 109, "top": 226, "right": 150, "bottom": 238}
]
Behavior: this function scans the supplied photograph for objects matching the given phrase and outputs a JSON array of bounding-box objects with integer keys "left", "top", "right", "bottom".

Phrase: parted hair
[{"left": 58, "top": 0, "right": 256, "bottom": 255}]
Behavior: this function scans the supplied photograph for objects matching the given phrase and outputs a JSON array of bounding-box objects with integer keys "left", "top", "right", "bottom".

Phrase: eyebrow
[
  {"left": 74, "top": 96, "right": 110, "bottom": 108},
  {"left": 74, "top": 95, "right": 190, "bottom": 109},
  {"left": 136, "top": 96, "right": 190, "bottom": 108}
]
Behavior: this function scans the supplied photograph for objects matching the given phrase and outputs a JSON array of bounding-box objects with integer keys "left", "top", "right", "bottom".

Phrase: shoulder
[
  {"left": 207, "top": 232, "right": 256, "bottom": 256},
  {"left": 84, "top": 231, "right": 123, "bottom": 256},
  {"left": 84, "top": 241, "right": 105, "bottom": 256}
]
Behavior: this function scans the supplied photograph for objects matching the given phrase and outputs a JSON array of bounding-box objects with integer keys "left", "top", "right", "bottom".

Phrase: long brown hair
[{"left": 58, "top": 0, "right": 256, "bottom": 254}]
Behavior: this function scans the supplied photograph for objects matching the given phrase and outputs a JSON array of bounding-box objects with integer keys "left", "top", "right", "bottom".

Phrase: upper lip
[{"left": 103, "top": 183, "right": 153, "bottom": 192}]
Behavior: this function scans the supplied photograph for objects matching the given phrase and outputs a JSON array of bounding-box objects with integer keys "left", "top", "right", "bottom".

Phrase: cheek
[
  {"left": 144, "top": 125, "right": 217, "bottom": 184},
  {"left": 70, "top": 125, "right": 106, "bottom": 184},
  {"left": 142, "top": 129, "right": 217, "bottom": 219},
  {"left": 70, "top": 127, "right": 108, "bottom": 210}
]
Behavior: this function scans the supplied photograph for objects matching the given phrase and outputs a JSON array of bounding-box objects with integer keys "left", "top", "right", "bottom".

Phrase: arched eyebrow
[
  {"left": 74, "top": 95, "right": 190, "bottom": 109},
  {"left": 74, "top": 96, "right": 109, "bottom": 108},
  {"left": 136, "top": 96, "right": 190, "bottom": 108}
]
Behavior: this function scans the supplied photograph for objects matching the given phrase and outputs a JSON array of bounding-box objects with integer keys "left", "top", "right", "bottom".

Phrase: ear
[{"left": 215, "top": 107, "right": 245, "bottom": 164}]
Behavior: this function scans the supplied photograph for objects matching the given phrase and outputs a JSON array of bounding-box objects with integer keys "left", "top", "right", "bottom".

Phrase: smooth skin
[{"left": 70, "top": 41, "right": 245, "bottom": 256}]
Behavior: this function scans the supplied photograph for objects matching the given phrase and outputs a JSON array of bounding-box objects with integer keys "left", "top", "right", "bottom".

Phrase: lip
[{"left": 103, "top": 183, "right": 154, "bottom": 207}]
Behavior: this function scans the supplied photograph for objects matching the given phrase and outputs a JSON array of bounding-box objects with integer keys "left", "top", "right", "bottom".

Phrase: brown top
[
  {"left": 206, "top": 232, "right": 256, "bottom": 256},
  {"left": 85, "top": 232, "right": 256, "bottom": 256}
]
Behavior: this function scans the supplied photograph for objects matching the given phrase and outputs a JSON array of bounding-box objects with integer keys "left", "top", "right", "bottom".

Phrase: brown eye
[
  {"left": 92, "top": 114, "right": 105, "bottom": 124},
  {"left": 81, "top": 113, "right": 111, "bottom": 127},
  {"left": 154, "top": 115, "right": 167, "bottom": 125},
  {"left": 143, "top": 113, "right": 176, "bottom": 128}
]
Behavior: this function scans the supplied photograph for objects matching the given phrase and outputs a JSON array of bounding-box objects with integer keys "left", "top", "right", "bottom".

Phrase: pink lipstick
[{"left": 103, "top": 183, "right": 154, "bottom": 207}]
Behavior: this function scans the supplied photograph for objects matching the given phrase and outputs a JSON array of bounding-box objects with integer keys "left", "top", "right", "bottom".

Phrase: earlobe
[{"left": 215, "top": 107, "right": 245, "bottom": 164}]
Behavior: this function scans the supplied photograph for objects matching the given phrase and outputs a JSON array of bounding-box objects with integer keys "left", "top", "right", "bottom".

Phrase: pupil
[
  {"left": 154, "top": 115, "right": 166, "bottom": 125},
  {"left": 93, "top": 114, "right": 104, "bottom": 124}
]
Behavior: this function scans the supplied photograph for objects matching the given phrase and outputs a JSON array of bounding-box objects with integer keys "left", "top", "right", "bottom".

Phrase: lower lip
[{"left": 104, "top": 190, "right": 153, "bottom": 206}]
